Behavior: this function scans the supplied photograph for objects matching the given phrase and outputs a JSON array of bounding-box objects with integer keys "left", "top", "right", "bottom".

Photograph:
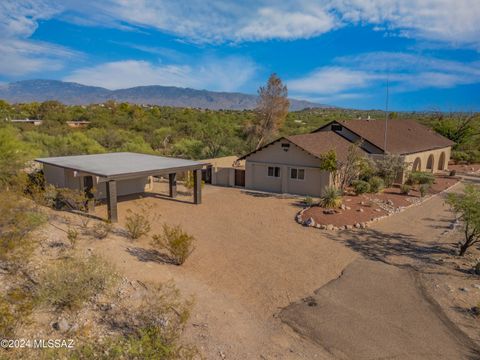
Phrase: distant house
[
  {"left": 238, "top": 119, "right": 454, "bottom": 197},
  {"left": 10, "top": 119, "right": 43, "bottom": 126}
]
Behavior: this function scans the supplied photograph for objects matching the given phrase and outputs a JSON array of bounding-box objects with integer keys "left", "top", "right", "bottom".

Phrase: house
[
  {"left": 36, "top": 152, "right": 206, "bottom": 222},
  {"left": 315, "top": 119, "right": 454, "bottom": 173},
  {"left": 239, "top": 131, "right": 363, "bottom": 196},
  {"left": 239, "top": 119, "right": 454, "bottom": 197}
]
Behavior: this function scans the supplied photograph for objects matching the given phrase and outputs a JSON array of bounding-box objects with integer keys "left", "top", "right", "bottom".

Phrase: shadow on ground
[
  {"left": 325, "top": 228, "right": 454, "bottom": 268},
  {"left": 126, "top": 246, "right": 175, "bottom": 265}
]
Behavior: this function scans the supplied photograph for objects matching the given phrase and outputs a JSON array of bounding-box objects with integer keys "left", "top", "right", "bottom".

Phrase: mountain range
[{"left": 0, "top": 80, "right": 327, "bottom": 111}]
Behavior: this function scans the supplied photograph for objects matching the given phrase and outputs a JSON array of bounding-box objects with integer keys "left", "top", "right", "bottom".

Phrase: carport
[{"left": 36, "top": 152, "right": 206, "bottom": 222}]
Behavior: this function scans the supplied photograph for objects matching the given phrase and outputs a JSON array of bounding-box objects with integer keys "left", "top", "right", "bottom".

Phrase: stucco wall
[
  {"left": 403, "top": 147, "right": 451, "bottom": 173},
  {"left": 43, "top": 164, "right": 66, "bottom": 187},
  {"left": 212, "top": 167, "right": 234, "bottom": 187},
  {"left": 245, "top": 140, "right": 331, "bottom": 196},
  {"left": 43, "top": 164, "right": 150, "bottom": 199}
]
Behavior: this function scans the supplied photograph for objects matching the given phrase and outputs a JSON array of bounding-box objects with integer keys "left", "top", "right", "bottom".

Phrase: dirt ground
[
  {"left": 83, "top": 181, "right": 480, "bottom": 359},
  {"left": 91, "top": 183, "right": 357, "bottom": 359}
]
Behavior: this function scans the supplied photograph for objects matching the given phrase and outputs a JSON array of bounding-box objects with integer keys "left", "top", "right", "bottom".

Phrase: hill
[{"left": 0, "top": 80, "right": 327, "bottom": 111}]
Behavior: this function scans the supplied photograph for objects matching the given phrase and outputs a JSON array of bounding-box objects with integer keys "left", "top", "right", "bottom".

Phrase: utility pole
[{"left": 384, "top": 72, "right": 389, "bottom": 154}]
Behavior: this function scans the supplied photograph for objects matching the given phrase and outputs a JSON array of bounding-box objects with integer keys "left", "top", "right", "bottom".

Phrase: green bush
[
  {"left": 43, "top": 185, "right": 87, "bottom": 211},
  {"left": 319, "top": 186, "right": 341, "bottom": 208},
  {"left": 368, "top": 176, "right": 385, "bottom": 193},
  {"left": 303, "top": 196, "right": 314, "bottom": 206},
  {"left": 351, "top": 180, "right": 370, "bottom": 195},
  {"left": 151, "top": 224, "right": 196, "bottom": 265},
  {"left": 37, "top": 255, "right": 117, "bottom": 310},
  {"left": 419, "top": 184, "right": 430, "bottom": 198},
  {"left": 452, "top": 150, "right": 480, "bottom": 164},
  {"left": 400, "top": 184, "right": 411, "bottom": 195},
  {"left": 0, "top": 191, "right": 46, "bottom": 262},
  {"left": 125, "top": 208, "right": 152, "bottom": 240},
  {"left": 408, "top": 171, "right": 435, "bottom": 186}
]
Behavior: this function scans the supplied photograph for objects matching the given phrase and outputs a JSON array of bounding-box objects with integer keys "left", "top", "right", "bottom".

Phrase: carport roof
[{"left": 36, "top": 152, "right": 206, "bottom": 179}]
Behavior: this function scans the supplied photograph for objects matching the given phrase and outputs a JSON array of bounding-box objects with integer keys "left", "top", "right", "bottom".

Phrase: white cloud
[
  {"left": 63, "top": 57, "right": 257, "bottom": 91},
  {"left": 288, "top": 52, "right": 480, "bottom": 98},
  {"left": 57, "top": 0, "right": 480, "bottom": 47},
  {"left": 0, "top": 0, "right": 76, "bottom": 76}
]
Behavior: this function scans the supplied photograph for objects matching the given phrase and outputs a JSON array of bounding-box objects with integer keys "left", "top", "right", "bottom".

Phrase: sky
[{"left": 1, "top": 0, "right": 480, "bottom": 111}]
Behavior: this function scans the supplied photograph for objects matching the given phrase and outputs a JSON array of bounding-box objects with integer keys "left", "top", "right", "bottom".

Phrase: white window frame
[
  {"left": 267, "top": 166, "right": 281, "bottom": 178},
  {"left": 290, "top": 167, "right": 305, "bottom": 180}
]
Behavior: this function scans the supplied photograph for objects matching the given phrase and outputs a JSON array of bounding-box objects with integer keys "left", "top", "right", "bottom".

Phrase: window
[
  {"left": 331, "top": 124, "right": 343, "bottom": 131},
  {"left": 267, "top": 166, "right": 280, "bottom": 177},
  {"left": 290, "top": 168, "right": 305, "bottom": 180}
]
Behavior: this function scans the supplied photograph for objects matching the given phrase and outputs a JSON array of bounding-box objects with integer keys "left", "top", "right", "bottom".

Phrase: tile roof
[{"left": 330, "top": 119, "right": 455, "bottom": 155}]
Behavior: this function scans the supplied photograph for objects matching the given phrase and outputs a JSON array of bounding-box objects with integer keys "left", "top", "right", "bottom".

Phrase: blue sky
[{"left": 1, "top": 1, "right": 480, "bottom": 110}]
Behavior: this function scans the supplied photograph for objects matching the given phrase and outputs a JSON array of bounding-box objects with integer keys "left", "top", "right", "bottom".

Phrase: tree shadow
[
  {"left": 126, "top": 246, "right": 175, "bottom": 265},
  {"left": 325, "top": 229, "right": 454, "bottom": 268}
]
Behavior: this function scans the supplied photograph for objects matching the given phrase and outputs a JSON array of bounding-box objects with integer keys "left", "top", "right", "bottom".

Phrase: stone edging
[{"left": 296, "top": 180, "right": 462, "bottom": 231}]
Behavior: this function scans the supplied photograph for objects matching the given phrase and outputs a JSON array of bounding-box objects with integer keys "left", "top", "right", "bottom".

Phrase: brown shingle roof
[
  {"left": 286, "top": 131, "right": 365, "bottom": 162},
  {"left": 331, "top": 119, "right": 455, "bottom": 155}
]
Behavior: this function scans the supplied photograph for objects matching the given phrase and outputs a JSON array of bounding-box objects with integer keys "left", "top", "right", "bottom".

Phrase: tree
[
  {"left": 375, "top": 154, "right": 408, "bottom": 187},
  {"left": 247, "top": 74, "right": 289, "bottom": 149},
  {"left": 432, "top": 114, "right": 480, "bottom": 148},
  {"left": 446, "top": 185, "right": 480, "bottom": 256}
]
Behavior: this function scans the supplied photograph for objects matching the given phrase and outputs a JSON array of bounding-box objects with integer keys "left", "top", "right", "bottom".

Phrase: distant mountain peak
[{"left": 0, "top": 79, "right": 329, "bottom": 111}]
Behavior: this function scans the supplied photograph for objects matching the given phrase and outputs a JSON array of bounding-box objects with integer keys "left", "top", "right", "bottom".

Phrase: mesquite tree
[{"left": 446, "top": 184, "right": 480, "bottom": 256}]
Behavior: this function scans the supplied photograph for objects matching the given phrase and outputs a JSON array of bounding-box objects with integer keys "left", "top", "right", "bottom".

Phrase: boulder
[
  {"left": 323, "top": 209, "right": 335, "bottom": 215},
  {"left": 326, "top": 224, "right": 334, "bottom": 231},
  {"left": 357, "top": 208, "right": 364, "bottom": 213},
  {"left": 340, "top": 204, "right": 346, "bottom": 210},
  {"left": 354, "top": 223, "right": 361, "bottom": 228}
]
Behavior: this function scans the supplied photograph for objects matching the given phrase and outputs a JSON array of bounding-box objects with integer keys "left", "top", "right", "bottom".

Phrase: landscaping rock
[
  {"left": 304, "top": 218, "right": 315, "bottom": 227},
  {"left": 345, "top": 225, "right": 353, "bottom": 230},
  {"left": 340, "top": 204, "right": 347, "bottom": 210},
  {"left": 346, "top": 206, "right": 351, "bottom": 210},
  {"left": 326, "top": 224, "right": 334, "bottom": 231},
  {"left": 354, "top": 223, "right": 361, "bottom": 229},
  {"left": 386, "top": 199, "right": 394, "bottom": 206},
  {"left": 319, "top": 224, "right": 327, "bottom": 230},
  {"left": 460, "top": 287, "right": 469, "bottom": 292},
  {"left": 360, "top": 223, "right": 367, "bottom": 229},
  {"left": 472, "top": 284, "right": 480, "bottom": 290},
  {"left": 374, "top": 209, "right": 382, "bottom": 212},
  {"left": 357, "top": 208, "right": 364, "bottom": 213},
  {"left": 323, "top": 209, "right": 335, "bottom": 215}
]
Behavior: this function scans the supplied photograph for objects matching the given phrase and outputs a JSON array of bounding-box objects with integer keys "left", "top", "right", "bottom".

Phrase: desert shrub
[
  {"left": 76, "top": 282, "right": 198, "bottom": 359},
  {"left": 375, "top": 154, "right": 407, "bottom": 187},
  {"left": 358, "top": 156, "right": 377, "bottom": 181},
  {"left": 67, "top": 227, "right": 78, "bottom": 247},
  {"left": 37, "top": 255, "right": 117, "bottom": 310},
  {"left": 446, "top": 185, "right": 480, "bottom": 256},
  {"left": 368, "top": 176, "right": 385, "bottom": 193},
  {"left": 452, "top": 150, "right": 480, "bottom": 164},
  {"left": 400, "top": 184, "right": 412, "bottom": 195},
  {"left": 91, "top": 221, "right": 112, "bottom": 239},
  {"left": 351, "top": 180, "right": 370, "bottom": 195},
  {"left": 0, "top": 288, "right": 35, "bottom": 340},
  {"left": 419, "top": 184, "right": 430, "bottom": 198},
  {"left": 408, "top": 171, "right": 435, "bottom": 186},
  {"left": 319, "top": 186, "right": 341, "bottom": 208},
  {"left": 151, "top": 225, "right": 196, "bottom": 265},
  {"left": 303, "top": 196, "right": 313, "bottom": 206},
  {"left": 0, "top": 191, "right": 46, "bottom": 262},
  {"left": 43, "top": 185, "right": 87, "bottom": 211},
  {"left": 125, "top": 208, "right": 152, "bottom": 240},
  {"left": 451, "top": 151, "right": 469, "bottom": 164}
]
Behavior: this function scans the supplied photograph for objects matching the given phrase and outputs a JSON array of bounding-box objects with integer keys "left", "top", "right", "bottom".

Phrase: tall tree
[{"left": 248, "top": 73, "right": 289, "bottom": 149}]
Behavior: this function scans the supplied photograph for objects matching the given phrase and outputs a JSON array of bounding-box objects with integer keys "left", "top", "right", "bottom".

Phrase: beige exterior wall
[
  {"left": 212, "top": 167, "right": 234, "bottom": 187},
  {"left": 403, "top": 146, "right": 451, "bottom": 173},
  {"left": 43, "top": 164, "right": 150, "bottom": 199},
  {"left": 245, "top": 140, "right": 331, "bottom": 197}
]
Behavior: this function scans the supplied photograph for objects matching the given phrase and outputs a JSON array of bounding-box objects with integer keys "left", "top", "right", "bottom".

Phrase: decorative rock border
[{"left": 296, "top": 180, "right": 462, "bottom": 232}]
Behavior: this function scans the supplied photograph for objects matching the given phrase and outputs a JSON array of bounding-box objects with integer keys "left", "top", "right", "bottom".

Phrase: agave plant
[{"left": 319, "top": 186, "right": 342, "bottom": 208}]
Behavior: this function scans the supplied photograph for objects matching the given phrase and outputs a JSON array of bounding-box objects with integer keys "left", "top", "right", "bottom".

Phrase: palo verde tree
[
  {"left": 446, "top": 184, "right": 480, "bottom": 256},
  {"left": 247, "top": 73, "right": 290, "bottom": 150}
]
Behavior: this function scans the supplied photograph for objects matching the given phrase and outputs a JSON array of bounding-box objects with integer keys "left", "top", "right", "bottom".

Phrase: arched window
[
  {"left": 426, "top": 154, "right": 434, "bottom": 171},
  {"left": 438, "top": 152, "right": 446, "bottom": 170},
  {"left": 412, "top": 157, "right": 421, "bottom": 172}
]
